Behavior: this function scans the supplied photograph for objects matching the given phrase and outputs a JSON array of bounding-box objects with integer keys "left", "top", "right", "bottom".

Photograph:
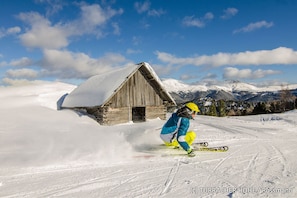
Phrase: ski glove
[{"left": 187, "top": 148, "right": 195, "bottom": 157}]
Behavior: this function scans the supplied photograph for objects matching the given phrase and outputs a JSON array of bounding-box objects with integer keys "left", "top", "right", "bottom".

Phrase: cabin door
[{"left": 132, "top": 107, "right": 146, "bottom": 122}]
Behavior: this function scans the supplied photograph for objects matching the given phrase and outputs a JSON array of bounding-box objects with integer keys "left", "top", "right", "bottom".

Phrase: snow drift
[{"left": 0, "top": 82, "right": 142, "bottom": 167}]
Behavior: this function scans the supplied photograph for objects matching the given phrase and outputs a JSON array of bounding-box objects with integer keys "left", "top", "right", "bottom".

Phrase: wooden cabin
[{"left": 61, "top": 62, "right": 176, "bottom": 125}]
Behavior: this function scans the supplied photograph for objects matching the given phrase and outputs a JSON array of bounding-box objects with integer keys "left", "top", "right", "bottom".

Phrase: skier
[{"left": 160, "top": 102, "right": 200, "bottom": 157}]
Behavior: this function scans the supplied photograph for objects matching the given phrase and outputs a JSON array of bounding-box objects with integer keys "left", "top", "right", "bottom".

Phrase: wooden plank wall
[
  {"left": 146, "top": 106, "right": 166, "bottom": 120},
  {"left": 104, "top": 106, "right": 130, "bottom": 125},
  {"left": 85, "top": 106, "right": 105, "bottom": 124},
  {"left": 101, "top": 105, "right": 166, "bottom": 125},
  {"left": 108, "top": 70, "right": 164, "bottom": 108},
  {"left": 83, "top": 106, "right": 130, "bottom": 125}
]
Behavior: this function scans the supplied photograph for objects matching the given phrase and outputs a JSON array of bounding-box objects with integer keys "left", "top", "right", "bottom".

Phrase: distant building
[{"left": 61, "top": 62, "right": 176, "bottom": 125}]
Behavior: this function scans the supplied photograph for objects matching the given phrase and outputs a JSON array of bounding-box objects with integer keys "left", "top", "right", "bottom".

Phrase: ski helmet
[{"left": 185, "top": 102, "right": 200, "bottom": 114}]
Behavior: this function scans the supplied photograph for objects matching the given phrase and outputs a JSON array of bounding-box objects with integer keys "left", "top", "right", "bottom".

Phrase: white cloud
[
  {"left": 180, "top": 74, "right": 198, "bottom": 80},
  {"left": 202, "top": 73, "right": 217, "bottom": 80},
  {"left": 182, "top": 16, "right": 204, "bottom": 28},
  {"left": 34, "top": 0, "right": 64, "bottom": 16},
  {"left": 126, "top": 48, "right": 142, "bottom": 54},
  {"left": 1, "top": 78, "right": 43, "bottom": 86},
  {"left": 148, "top": 9, "right": 166, "bottom": 17},
  {"left": 9, "top": 57, "right": 34, "bottom": 67},
  {"left": 134, "top": 1, "right": 150, "bottom": 14},
  {"left": 18, "top": 12, "right": 68, "bottom": 49},
  {"left": 0, "top": 26, "right": 21, "bottom": 39},
  {"left": 156, "top": 47, "right": 297, "bottom": 67},
  {"left": 10, "top": 3, "right": 126, "bottom": 82},
  {"left": 75, "top": 4, "right": 123, "bottom": 34},
  {"left": 204, "top": 12, "right": 214, "bottom": 20},
  {"left": 221, "top": 8, "right": 238, "bottom": 19},
  {"left": 111, "top": 22, "right": 120, "bottom": 35},
  {"left": 233, "top": 20, "right": 274, "bottom": 33},
  {"left": 17, "top": 4, "right": 123, "bottom": 49},
  {"left": 6, "top": 68, "right": 38, "bottom": 79},
  {"left": 3, "top": 50, "right": 132, "bottom": 81},
  {"left": 182, "top": 12, "right": 214, "bottom": 28},
  {"left": 40, "top": 49, "right": 131, "bottom": 79},
  {"left": 134, "top": 1, "right": 165, "bottom": 17},
  {"left": 223, "top": 67, "right": 281, "bottom": 79},
  {"left": 152, "top": 64, "right": 179, "bottom": 77},
  {"left": 7, "top": 26, "right": 21, "bottom": 34}
]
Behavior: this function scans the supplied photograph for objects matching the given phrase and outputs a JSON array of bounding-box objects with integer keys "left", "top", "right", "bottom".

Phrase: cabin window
[{"left": 132, "top": 107, "right": 146, "bottom": 122}]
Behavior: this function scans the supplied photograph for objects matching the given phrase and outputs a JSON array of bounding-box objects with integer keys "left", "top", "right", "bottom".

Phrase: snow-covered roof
[{"left": 62, "top": 62, "right": 176, "bottom": 108}]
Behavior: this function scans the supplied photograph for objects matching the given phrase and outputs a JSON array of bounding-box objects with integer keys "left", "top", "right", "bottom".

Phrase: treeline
[
  {"left": 196, "top": 88, "right": 297, "bottom": 117},
  {"left": 199, "top": 99, "right": 297, "bottom": 117}
]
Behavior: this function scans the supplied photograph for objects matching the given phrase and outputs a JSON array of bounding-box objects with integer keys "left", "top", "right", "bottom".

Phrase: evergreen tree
[
  {"left": 218, "top": 100, "right": 226, "bottom": 117},
  {"left": 252, "top": 102, "right": 267, "bottom": 114},
  {"left": 208, "top": 101, "right": 218, "bottom": 116},
  {"left": 280, "top": 86, "right": 295, "bottom": 111}
]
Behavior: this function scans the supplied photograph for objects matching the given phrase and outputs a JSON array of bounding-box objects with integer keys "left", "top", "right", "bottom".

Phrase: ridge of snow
[
  {"left": 62, "top": 65, "right": 138, "bottom": 107},
  {"left": 162, "top": 78, "right": 297, "bottom": 93},
  {"left": 162, "top": 79, "right": 208, "bottom": 92}
]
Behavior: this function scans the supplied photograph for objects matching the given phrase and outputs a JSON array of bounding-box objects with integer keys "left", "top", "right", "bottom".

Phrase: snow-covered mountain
[{"left": 162, "top": 79, "right": 297, "bottom": 103}]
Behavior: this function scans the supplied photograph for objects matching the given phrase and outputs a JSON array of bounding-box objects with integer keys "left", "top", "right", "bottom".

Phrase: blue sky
[{"left": 1, "top": 0, "right": 297, "bottom": 86}]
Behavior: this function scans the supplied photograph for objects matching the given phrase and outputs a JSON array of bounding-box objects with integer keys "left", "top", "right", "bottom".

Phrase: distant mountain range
[{"left": 162, "top": 79, "right": 297, "bottom": 104}]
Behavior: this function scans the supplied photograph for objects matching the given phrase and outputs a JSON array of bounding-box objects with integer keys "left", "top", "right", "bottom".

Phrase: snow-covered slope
[{"left": 0, "top": 82, "right": 297, "bottom": 197}]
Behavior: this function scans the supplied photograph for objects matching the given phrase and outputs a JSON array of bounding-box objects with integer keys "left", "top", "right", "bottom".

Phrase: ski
[
  {"left": 194, "top": 146, "right": 229, "bottom": 152},
  {"left": 192, "top": 142, "right": 209, "bottom": 147}
]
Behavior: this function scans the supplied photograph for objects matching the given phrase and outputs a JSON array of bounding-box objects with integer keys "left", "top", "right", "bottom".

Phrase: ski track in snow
[
  {"left": 160, "top": 159, "right": 181, "bottom": 195},
  {"left": 1, "top": 82, "right": 297, "bottom": 198},
  {"left": 11, "top": 116, "right": 293, "bottom": 198}
]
